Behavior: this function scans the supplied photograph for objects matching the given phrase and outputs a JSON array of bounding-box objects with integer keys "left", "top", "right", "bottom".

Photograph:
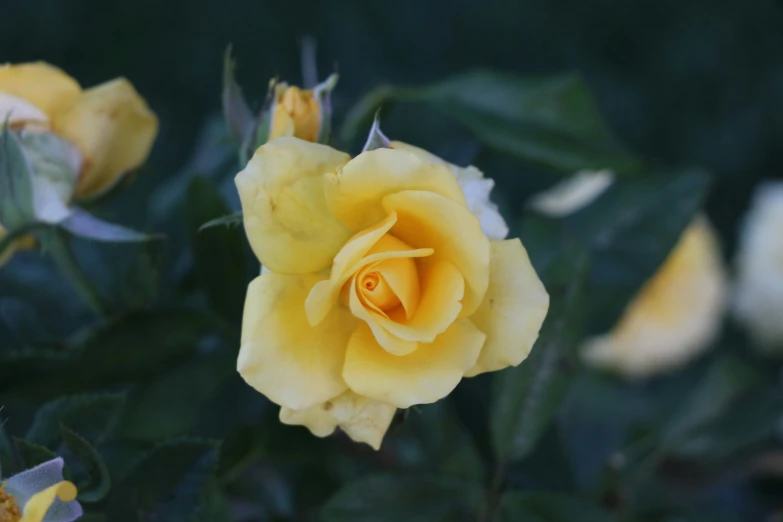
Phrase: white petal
[{"left": 528, "top": 170, "right": 615, "bottom": 217}]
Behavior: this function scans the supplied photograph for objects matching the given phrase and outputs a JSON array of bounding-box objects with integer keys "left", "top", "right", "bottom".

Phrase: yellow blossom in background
[
  {"left": 531, "top": 171, "right": 727, "bottom": 378},
  {"left": 733, "top": 181, "right": 783, "bottom": 352},
  {"left": 0, "top": 457, "right": 82, "bottom": 522},
  {"left": 269, "top": 85, "right": 321, "bottom": 142},
  {"left": 235, "top": 137, "right": 549, "bottom": 449},
  {"left": 0, "top": 61, "right": 158, "bottom": 200}
]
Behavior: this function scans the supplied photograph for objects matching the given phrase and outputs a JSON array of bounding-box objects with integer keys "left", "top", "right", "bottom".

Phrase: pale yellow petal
[
  {"left": 465, "top": 239, "right": 550, "bottom": 377},
  {"left": 236, "top": 137, "right": 351, "bottom": 274},
  {"left": 324, "top": 148, "right": 468, "bottom": 231},
  {"left": 269, "top": 105, "right": 296, "bottom": 139},
  {"left": 581, "top": 217, "right": 727, "bottom": 378},
  {"left": 343, "top": 320, "right": 486, "bottom": 408},
  {"left": 19, "top": 480, "right": 77, "bottom": 522},
  {"left": 279, "top": 390, "right": 396, "bottom": 450},
  {"left": 368, "top": 258, "right": 465, "bottom": 344},
  {"left": 383, "top": 190, "right": 490, "bottom": 315},
  {"left": 0, "top": 62, "right": 81, "bottom": 117},
  {"left": 238, "top": 273, "right": 357, "bottom": 410},
  {"left": 54, "top": 78, "right": 158, "bottom": 199}
]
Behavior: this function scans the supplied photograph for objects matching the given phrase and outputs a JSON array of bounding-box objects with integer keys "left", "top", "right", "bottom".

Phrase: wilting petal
[
  {"left": 237, "top": 273, "right": 357, "bottom": 410},
  {"left": 236, "top": 137, "right": 351, "bottom": 274},
  {"left": 279, "top": 390, "right": 396, "bottom": 450},
  {"left": 0, "top": 62, "right": 81, "bottom": 117},
  {"left": 324, "top": 148, "right": 467, "bottom": 232},
  {"left": 5, "top": 458, "right": 82, "bottom": 522},
  {"left": 343, "top": 320, "right": 485, "bottom": 408},
  {"left": 383, "top": 190, "right": 490, "bottom": 316},
  {"left": 54, "top": 78, "right": 158, "bottom": 199},
  {"left": 465, "top": 239, "right": 549, "bottom": 377}
]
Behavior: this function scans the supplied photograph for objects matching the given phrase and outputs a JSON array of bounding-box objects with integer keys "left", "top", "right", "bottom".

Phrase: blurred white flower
[
  {"left": 733, "top": 181, "right": 783, "bottom": 352},
  {"left": 528, "top": 169, "right": 614, "bottom": 217},
  {"left": 531, "top": 171, "right": 727, "bottom": 378}
]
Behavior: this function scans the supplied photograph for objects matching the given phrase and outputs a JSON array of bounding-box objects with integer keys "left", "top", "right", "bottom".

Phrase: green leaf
[
  {"left": 671, "top": 387, "right": 783, "bottom": 462},
  {"left": 322, "top": 474, "right": 484, "bottom": 522},
  {"left": 389, "top": 401, "right": 486, "bottom": 481},
  {"left": 27, "top": 392, "right": 126, "bottom": 448},
  {"left": 60, "top": 425, "right": 111, "bottom": 503},
  {"left": 106, "top": 439, "right": 220, "bottom": 522},
  {"left": 198, "top": 211, "right": 243, "bottom": 231},
  {"left": 341, "top": 72, "right": 640, "bottom": 173},
  {"left": 496, "top": 491, "right": 613, "bottom": 522},
  {"left": 118, "top": 353, "right": 236, "bottom": 442},
  {"left": 661, "top": 355, "right": 760, "bottom": 448},
  {"left": 0, "top": 123, "right": 36, "bottom": 229},
  {"left": 192, "top": 488, "right": 233, "bottom": 522},
  {"left": 60, "top": 208, "right": 160, "bottom": 243},
  {"left": 13, "top": 437, "right": 57, "bottom": 469},
  {"left": 222, "top": 45, "right": 255, "bottom": 145},
  {"left": 490, "top": 248, "right": 589, "bottom": 463},
  {"left": 186, "top": 177, "right": 247, "bottom": 321},
  {"left": 14, "top": 310, "right": 226, "bottom": 399},
  {"left": 0, "top": 421, "right": 17, "bottom": 476}
]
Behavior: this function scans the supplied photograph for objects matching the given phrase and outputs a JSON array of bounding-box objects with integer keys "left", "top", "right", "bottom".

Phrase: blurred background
[{"left": 3, "top": 1, "right": 783, "bottom": 521}]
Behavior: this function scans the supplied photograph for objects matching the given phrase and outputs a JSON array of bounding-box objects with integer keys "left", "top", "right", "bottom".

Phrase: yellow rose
[
  {"left": 531, "top": 172, "right": 727, "bottom": 378},
  {"left": 268, "top": 85, "right": 321, "bottom": 142},
  {"left": 235, "top": 137, "right": 549, "bottom": 449},
  {"left": 0, "top": 62, "right": 158, "bottom": 200}
]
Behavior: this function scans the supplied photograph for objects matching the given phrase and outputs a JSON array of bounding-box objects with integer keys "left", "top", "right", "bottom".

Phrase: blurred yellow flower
[
  {"left": 531, "top": 171, "right": 727, "bottom": 378},
  {"left": 0, "top": 61, "right": 158, "bottom": 200},
  {"left": 236, "top": 137, "right": 549, "bottom": 448},
  {"left": 733, "top": 182, "right": 783, "bottom": 352},
  {"left": 0, "top": 457, "right": 82, "bottom": 522}
]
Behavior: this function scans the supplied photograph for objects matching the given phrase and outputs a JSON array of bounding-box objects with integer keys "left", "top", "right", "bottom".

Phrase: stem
[
  {"left": 481, "top": 461, "right": 506, "bottom": 522},
  {"left": 47, "top": 229, "right": 108, "bottom": 318}
]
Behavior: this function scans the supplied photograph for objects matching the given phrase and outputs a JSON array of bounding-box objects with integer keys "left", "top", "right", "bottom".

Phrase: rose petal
[
  {"left": 235, "top": 137, "right": 351, "bottom": 274},
  {"left": 54, "top": 78, "right": 158, "bottom": 199},
  {"left": 368, "top": 258, "right": 465, "bottom": 345},
  {"left": 237, "top": 273, "right": 357, "bottom": 410},
  {"left": 0, "top": 62, "right": 81, "bottom": 117},
  {"left": 306, "top": 219, "right": 433, "bottom": 326},
  {"left": 465, "top": 239, "right": 550, "bottom": 377},
  {"left": 343, "top": 320, "right": 485, "bottom": 408},
  {"left": 382, "top": 190, "right": 490, "bottom": 316},
  {"left": 390, "top": 141, "right": 509, "bottom": 239},
  {"left": 324, "top": 148, "right": 467, "bottom": 232},
  {"left": 279, "top": 391, "right": 396, "bottom": 450}
]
